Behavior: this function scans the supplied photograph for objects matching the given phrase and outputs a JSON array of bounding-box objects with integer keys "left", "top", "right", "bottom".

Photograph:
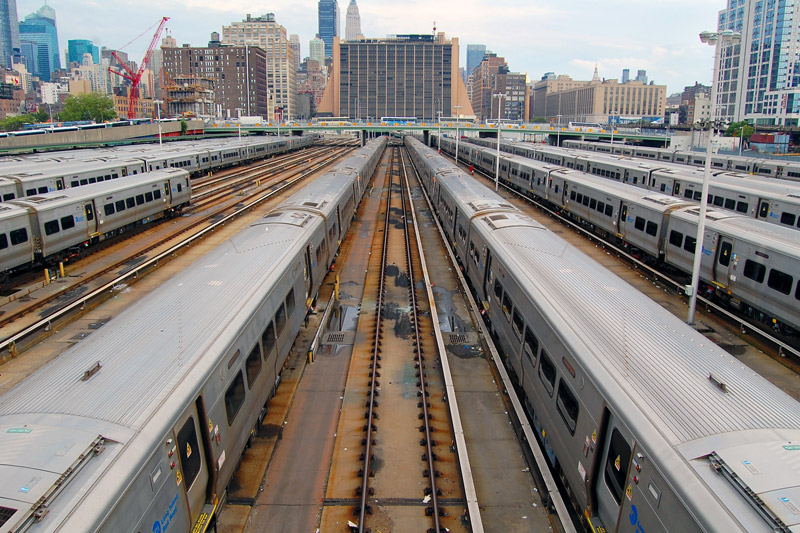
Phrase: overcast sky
[{"left": 18, "top": 0, "right": 725, "bottom": 95}]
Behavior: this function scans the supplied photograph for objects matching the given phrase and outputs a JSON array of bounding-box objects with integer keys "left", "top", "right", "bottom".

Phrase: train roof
[{"left": 671, "top": 206, "right": 800, "bottom": 251}]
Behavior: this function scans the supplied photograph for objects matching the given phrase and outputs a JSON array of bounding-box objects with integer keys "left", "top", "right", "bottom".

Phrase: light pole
[
  {"left": 154, "top": 100, "right": 163, "bottom": 146},
  {"left": 609, "top": 110, "right": 618, "bottom": 146},
  {"left": 454, "top": 104, "right": 463, "bottom": 166},
  {"left": 556, "top": 113, "right": 562, "bottom": 146},
  {"left": 493, "top": 93, "right": 506, "bottom": 191},
  {"left": 437, "top": 109, "right": 442, "bottom": 153},
  {"left": 687, "top": 29, "right": 741, "bottom": 325}
]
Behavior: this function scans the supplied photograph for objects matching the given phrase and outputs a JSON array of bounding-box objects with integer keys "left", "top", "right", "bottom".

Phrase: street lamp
[
  {"left": 154, "top": 100, "right": 163, "bottom": 146},
  {"left": 437, "top": 109, "right": 442, "bottom": 153},
  {"left": 556, "top": 113, "right": 562, "bottom": 146},
  {"left": 687, "top": 28, "right": 741, "bottom": 325},
  {"left": 609, "top": 110, "right": 618, "bottom": 146},
  {"left": 454, "top": 104, "right": 462, "bottom": 166},
  {"left": 493, "top": 93, "right": 506, "bottom": 191}
]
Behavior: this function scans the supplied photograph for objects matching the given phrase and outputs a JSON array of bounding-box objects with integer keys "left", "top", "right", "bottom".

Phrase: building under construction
[{"left": 163, "top": 75, "right": 215, "bottom": 119}]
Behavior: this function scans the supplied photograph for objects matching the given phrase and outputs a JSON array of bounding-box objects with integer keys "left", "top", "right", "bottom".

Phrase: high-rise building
[
  {"left": 717, "top": 0, "right": 800, "bottom": 125},
  {"left": 71, "top": 52, "right": 111, "bottom": 94},
  {"left": 621, "top": 68, "right": 630, "bottom": 84},
  {"left": 309, "top": 35, "right": 325, "bottom": 64},
  {"left": 150, "top": 34, "right": 177, "bottom": 99},
  {"left": 17, "top": 3, "right": 59, "bottom": 81},
  {"left": 0, "top": 0, "right": 20, "bottom": 69},
  {"left": 469, "top": 52, "right": 528, "bottom": 122},
  {"left": 68, "top": 39, "right": 99, "bottom": 65},
  {"left": 222, "top": 13, "right": 297, "bottom": 120},
  {"left": 289, "top": 34, "right": 300, "bottom": 70},
  {"left": 318, "top": 33, "right": 473, "bottom": 120},
  {"left": 543, "top": 78, "right": 665, "bottom": 123},
  {"left": 318, "top": 0, "right": 339, "bottom": 59},
  {"left": 345, "top": 0, "right": 361, "bottom": 41},
  {"left": 466, "top": 44, "right": 486, "bottom": 76},
  {"left": 162, "top": 38, "right": 270, "bottom": 119},
  {"left": 636, "top": 69, "right": 647, "bottom": 84}
]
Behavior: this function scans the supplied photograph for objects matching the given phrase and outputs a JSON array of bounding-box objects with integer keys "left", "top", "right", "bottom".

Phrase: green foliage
[
  {"left": 59, "top": 93, "right": 117, "bottom": 123},
  {"left": 724, "top": 121, "right": 754, "bottom": 141},
  {"left": 531, "top": 116, "right": 547, "bottom": 123},
  {"left": 0, "top": 113, "right": 40, "bottom": 132},
  {"left": 180, "top": 119, "right": 188, "bottom": 136}
]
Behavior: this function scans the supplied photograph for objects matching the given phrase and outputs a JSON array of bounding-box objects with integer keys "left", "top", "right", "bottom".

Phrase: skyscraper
[
  {"left": 309, "top": 35, "right": 325, "bottom": 64},
  {"left": 318, "top": 0, "right": 339, "bottom": 59},
  {"left": 345, "top": 0, "right": 361, "bottom": 41},
  {"left": 18, "top": 3, "right": 59, "bottom": 81},
  {"left": 0, "top": 0, "right": 20, "bottom": 69},
  {"left": 717, "top": 0, "right": 800, "bottom": 125},
  {"left": 466, "top": 44, "right": 486, "bottom": 75},
  {"left": 621, "top": 68, "right": 630, "bottom": 84},
  {"left": 68, "top": 39, "right": 99, "bottom": 65},
  {"left": 289, "top": 34, "right": 300, "bottom": 70}
]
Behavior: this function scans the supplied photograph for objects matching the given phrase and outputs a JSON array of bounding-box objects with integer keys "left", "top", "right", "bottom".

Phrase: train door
[
  {"left": 595, "top": 413, "right": 634, "bottom": 530},
  {"left": 164, "top": 182, "right": 171, "bottom": 203},
  {"left": 757, "top": 199, "right": 770, "bottom": 220},
  {"left": 482, "top": 248, "right": 493, "bottom": 304},
  {"left": 84, "top": 202, "right": 97, "bottom": 234},
  {"left": 56, "top": 178, "right": 64, "bottom": 190},
  {"left": 173, "top": 405, "right": 211, "bottom": 526},
  {"left": 304, "top": 244, "right": 314, "bottom": 301},
  {"left": 713, "top": 237, "right": 734, "bottom": 288}
]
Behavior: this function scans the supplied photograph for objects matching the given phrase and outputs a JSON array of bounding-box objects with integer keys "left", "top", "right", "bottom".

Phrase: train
[
  {"left": 0, "top": 135, "right": 315, "bottom": 200},
  {"left": 435, "top": 134, "right": 800, "bottom": 337},
  {"left": 0, "top": 136, "right": 387, "bottom": 532},
  {"left": 464, "top": 136, "right": 800, "bottom": 232},
  {"left": 0, "top": 168, "right": 192, "bottom": 277},
  {"left": 405, "top": 135, "right": 800, "bottom": 533},
  {"left": 561, "top": 138, "right": 800, "bottom": 181}
]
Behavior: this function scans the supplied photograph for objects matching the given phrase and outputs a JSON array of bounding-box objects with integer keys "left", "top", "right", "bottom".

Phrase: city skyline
[{"left": 16, "top": 0, "right": 722, "bottom": 94}]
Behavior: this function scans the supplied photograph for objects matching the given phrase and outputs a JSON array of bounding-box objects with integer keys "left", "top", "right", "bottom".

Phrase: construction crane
[{"left": 109, "top": 16, "right": 170, "bottom": 119}]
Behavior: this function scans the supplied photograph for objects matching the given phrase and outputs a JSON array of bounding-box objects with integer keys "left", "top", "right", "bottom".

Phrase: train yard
[{"left": 0, "top": 135, "right": 798, "bottom": 533}]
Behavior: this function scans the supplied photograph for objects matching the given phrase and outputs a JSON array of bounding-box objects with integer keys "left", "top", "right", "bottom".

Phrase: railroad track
[{"left": 0, "top": 146, "right": 355, "bottom": 354}]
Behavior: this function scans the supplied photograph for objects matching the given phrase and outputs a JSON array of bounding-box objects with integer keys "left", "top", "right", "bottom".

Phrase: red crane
[{"left": 109, "top": 16, "right": 170, "bottom": 119}]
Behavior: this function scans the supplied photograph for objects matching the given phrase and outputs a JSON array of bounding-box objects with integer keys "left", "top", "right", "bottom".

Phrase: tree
[
  {"left": 180, "top": 119, "right": 187, "bottom": 136},
  {"left": 59, "top": 93, "right": 117, "bottom": 123},
  {"left": 724, "top": 120, "right": 754, "bottom": 141}
]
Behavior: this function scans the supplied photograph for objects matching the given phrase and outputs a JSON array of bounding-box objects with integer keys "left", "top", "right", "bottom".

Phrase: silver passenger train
[
  {"left": 468, "top": 136, "right": 800, "bottom": 232},
  {"left": 0, "top": 136, "right": 386, "bottom": 532},
  {"left": 562, "top": 138, "right": 800, "bottom": 181},
  {"left": 405, "top": 135, "right": 800, "bottom": 533},
  {"left": 440, "top": 135, "right": 800, "bottom": 336},
  {"left": 0, "top": 136, "right": 315, "bottom": 200},
  {"left": 0, "top": 168, "right": 192, "bottom": 277}
]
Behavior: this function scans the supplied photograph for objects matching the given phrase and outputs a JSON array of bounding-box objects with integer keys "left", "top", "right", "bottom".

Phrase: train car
[
  {"left": 406, "top": 135, "right": 800, "bottom": 533},
  {"left": 0, "top": 203, "right": 35, "bottom": 275},
  {"left": 0, "top": 177, "right": 17, "bottom": 201},
  {"left": 4, "top": 168, "right": 190, "bottom": 268},
  {"left": 0, "top": 136, "right": 386, "bottom": 533}
]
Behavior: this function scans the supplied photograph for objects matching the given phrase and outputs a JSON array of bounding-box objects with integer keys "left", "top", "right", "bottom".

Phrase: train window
[
  {"left": 126, "top": 198, "right": 135, "bottom": 209},
  {"left": 275, "top": 303, "right": 287, "bottom": 336},
  {"left": 145, "top": 192, "right": 154, "bottom": 203},
  {"left": 605, "top": 204, "right": 613, "bottom": 216},
  {"left": 493, "top": 278, "right": 503, "bottom": 302},
  {"left": 604, "top": 428, "right": 631, "bottom": 505},
  {"left": 718, "top": 242, "right": 732, "bottom": 266},
  {"left": 725, "top": 198, "right": 736, "bottom": 210},
  {"left": 116, "top": 200, "right": 125, "bottom": 212},
  {"left": 556, "top": 380, "right": 579, "bottom": 435},
  {"left": 659, "top": 183, "right": 666, "bottom": 192},
  {"left": 780, "top": 212, "right": 797, "bottom": 226},
  {"left": 570, "top": 191, "right": 576, "bottom": 201},
  {"left": 523, "top": 327, "right": 538, "bottom": 364},
  {"left": 589, "top": 198, "right": 597, "bottom": 210},
  {"left": 104, "top": 204, "right": 115, "bottom": 216},
  {"left": 646, "top": 221, "right": 658, "bottom": 236},
  {"left": 759, "top": 201, "right": 769, "bottom": 218},
  {"left": 70, "top": 181, "right": 79, "bottom": 187},
  {"left": 597, "top": 201, "right": 605, "bottom": 213},
  {"left": 796, "top": 282, "right": 800, "bottom": 301},
  {"left": 61, "top": 216, "right": 75, "bottom": 230},
  {"left": 554, "top": 184, "right": 560, "bottom": 194},
  {"left": 44, "top": 220, "right": 60, "bottom": 236},
  {"left": 582, "top": 195, "right": 590, "bottom": 207},
  {"left": 176, "top": 417, "right": 202, "bottom": 488},
  {"left": 502, "top": 293, "right": 512, "bottom": 321},
  {"left": 135, "top": 194, "right": 145, "bottom": 205},
  {"left": 245, "top": 344, "right": 262, "bottom": 389},
  {"left": 10, "top": 228, "right": 27, "bottom": 245},
  {"left": 674, "top": 183, "right": 681, "bottom": 195},
  {"left": 538, "top": 350, "right": 555, "bottom": 396},
  {"left": 684, "top": 235, "right": 696, "bottom": 253},
  {"left": 154, "top": 190, "right": 162, "bottom": 200},
  {"left": 0, "top": 234, "right": 6, "bottom": 249},
  {"left": 767, "top": 269, "right": 793, "bottom": 295},
  {"left": 38, "top": 187, "right": 48, "bottom": 194},
  {"left": 576, "top": 193, "right": 583, "bottom": 204},
  {"left": 112, "top": 173, "right": 119, "bottom": 179},
  {"left": 25, "top": 188, "right": 35, "bottom": 196},
  {"left": 736, "top": 201, "right": 748, "bottom": 213},
  {"left": 177, "top": 183, "right": 183, "bottom": 192},
  {"left": 684, "top": 190, "right": 693, "bottom": 199},
  {"left": 224, "top": 371, "right": 246, "bottom": 425},
  {"left": 88, "top": 178, "right": 96, "bottom": 184},
  {"left": 512, "top": 309, "right": 524, "bottom": 339},
  {"left": 285, "top": 288, "right": 296, "bottom": 319},
  {"left": 262, "top": 321, "right": 276, "bottom": 359},
  {"left": 743, "top": 260, "right": 766, "bottom": 283},
  {"left": 634, "top": 217, "right": 645, "bottom": 231},
  {"left": 713, "top": 196, "right": 725, "bottom": 207},
  {"left": 694, "top": 191, "right": 702, "bottom": 201}
]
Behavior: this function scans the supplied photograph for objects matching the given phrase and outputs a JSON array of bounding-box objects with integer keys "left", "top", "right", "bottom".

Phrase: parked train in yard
[
  {"left": 435, "top": 134, "right": 800, "bottom": 337},
  {"left": 0, "top": 136, "right": 316, "bottom": 281},
  {"left": 0, "top": 136, "right": 386, "bottom": 532},
  {"left": 0, "top": 135, "right": 315, "bottom": 200},
  {"left": 406, "top": 135, "right": 800, "bottom": 533},
  {"left": 561, "top": 138, "right": 800, "bottom": 181},
  {"left": 467, "top": 136, "right": 800, "bottom": 232}
]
